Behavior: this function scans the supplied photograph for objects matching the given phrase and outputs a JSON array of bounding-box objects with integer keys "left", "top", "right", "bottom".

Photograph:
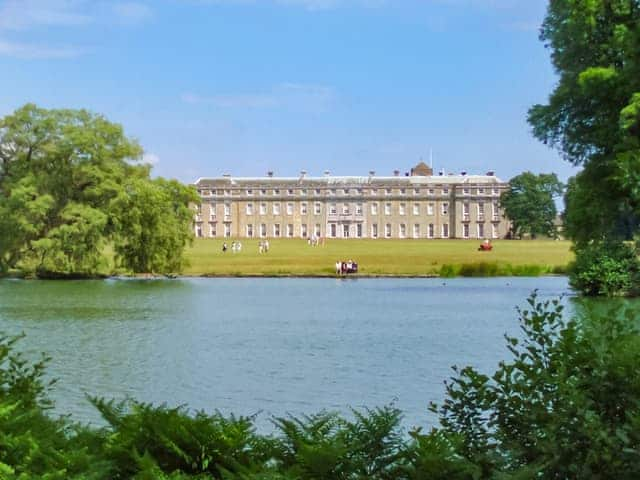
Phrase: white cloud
[
  {"left": 0, "top": 0, "right": 92, "bottom": 31},
  {"left": 0, "top": 39, "right": 84, "bottom": 59},
  {"left": 142, "top": 152, "right": 160, "bottom": 165},
  {"left": 182, "top": 83, "right": 336, "bottom": 113},
  {"left": 113, "top": 2, "right": 154, "bottom": 24}
]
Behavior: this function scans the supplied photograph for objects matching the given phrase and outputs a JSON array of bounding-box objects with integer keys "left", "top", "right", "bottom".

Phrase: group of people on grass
[
  {"left": 222, "top": 241, "right": 243, "bottom": 253},
  {"left": 335, "top": 259, "right": 358, "bottom": 275}
]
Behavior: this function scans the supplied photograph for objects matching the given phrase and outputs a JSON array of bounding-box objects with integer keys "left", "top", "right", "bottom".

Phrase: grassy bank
[{"left": 182, "top": 238, "right": 573, "bottom": 277}]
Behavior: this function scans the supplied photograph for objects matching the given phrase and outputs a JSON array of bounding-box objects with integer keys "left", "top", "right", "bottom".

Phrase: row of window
[
  {"left": 195, "top": 222, "right": 500, "bottom": 239},
  {"left": 198, "top": 187, "right": 501, "bottom": 197},
  {"left": 196, "top": 201, "right": 500, "bottom": 219}
]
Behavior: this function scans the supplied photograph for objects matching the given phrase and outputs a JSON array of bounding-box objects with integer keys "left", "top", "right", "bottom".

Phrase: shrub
[{"left": 569, "top": 240, "right": 640, "bottom": 296}]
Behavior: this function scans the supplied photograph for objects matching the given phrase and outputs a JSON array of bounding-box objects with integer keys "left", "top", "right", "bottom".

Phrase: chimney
[
  {"left": 439, "top": 169, "right": 445, "bottom": 176},
  {"left": 461, "top": 171, "right": 467, "bottom": 176},
  {"left": 324, "top": 170, "right": 331, "bottom": 177},
  {"left": 267, "top": 171, "right": 274, "bottom": 178},
  {"left": 486, "top": 170, "right": 495, "bottom": 176},
  {"left": 369, "top": 170, "right": 376, "bottom": 176},
  {"left": 222, "top": 173, "right": 231, "bottom": 178},
  {"left": 393, "top": 169, "right": 400, "bottom": 177},
  {"left": 300, "top": 170, "right": 307, "bottom": 178}
]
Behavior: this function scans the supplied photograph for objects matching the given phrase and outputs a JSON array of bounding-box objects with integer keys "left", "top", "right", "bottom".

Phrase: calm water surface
[{"left": 0, "top": 277, "right": 572, "bottom": 430}]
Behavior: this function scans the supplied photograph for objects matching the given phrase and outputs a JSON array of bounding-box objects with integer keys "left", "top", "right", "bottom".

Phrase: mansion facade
[{"left": 192, "top": 163, "right": 510, "bottom": 240}]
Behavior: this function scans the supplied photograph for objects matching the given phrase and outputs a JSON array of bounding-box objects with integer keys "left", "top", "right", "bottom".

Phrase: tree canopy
[
  {"left": 0, "top": 104, "right": 198, "bottom": 276},
  {"left": 499, "top": 171, "right": 563, "bottom": 239},
  {"left": 528, "top": 0, "right": 640, "bottom": 243}
]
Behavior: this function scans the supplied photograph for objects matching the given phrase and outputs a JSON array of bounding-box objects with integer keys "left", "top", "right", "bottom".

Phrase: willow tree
[
  {"left": 529, "top": 0, "right": 640, "bottom": 294},
  {"left": 0, "top": 104, "right": 197, "bottom": 276}
]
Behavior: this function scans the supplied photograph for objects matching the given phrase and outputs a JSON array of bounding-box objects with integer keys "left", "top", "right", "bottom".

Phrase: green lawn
[{"left": 182, "top": 238, "right": 574, "bottom": 276}]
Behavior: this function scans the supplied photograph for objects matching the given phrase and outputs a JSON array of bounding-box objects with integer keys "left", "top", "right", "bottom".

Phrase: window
[
  {"left": 413, "top": 203, "right": 419, "bottom": 215},
  {"left": 342, "top": 189, "right": 349, "bottom": 195},
  {"left": 224, "top": 223, "right": 231, "bottom": 238},
  {"left": 300, "top": 202, "right": 308, "bottom": 214},
  {"left": 342, "top": 203, "right": 350, "bottom": 214},
  {"left": 463, "top": 187, "right": 470, "bottom": 195},
  {"left": 385, "top": 223, "right": 392, "bottom": 238},
  {"left": 287, "top": 224, "right": 294, "bottom": 237},
  {"left": 463, "top": 203, "right": 470, "bottom": 220},
  {"left": 442, "top": 188, "right": 449, "bottom": 195},
  {"left": 330, "top": 203, "right": 337, "bottom": 215},
  {"left": 399, "top": 203, "right": 406, "bottom": 215},
  {"left": 314, "top": 202, "right": 321, "bottom": 215},
  {"left": 384, "top": 203, "right": 392, "bottom": 215},
  {"left": 463, "top": 223, "right": 470, "bottom": 238},
  {"left": 209, "top": 223, "right": 216, "bottom": 237},
  {"left": 259, "top": 203, "right": 267, "bottom": 215},
  {"left": 413, "top": 188, "right": 420, "bottom": 195},
  {"left": 492, "top": 224, "right": 498, "bottom": 239},
  {"left": 478, "top": 223, "right": 485, "bottom": 238},
  {"left": 273, "top": 223, "right": 281, "bottom": 237},
  {"left": 273, "top": 203, "right": 281, "bottom": 215},
  {"left": 356, "top": 223, "right": 363, "bottom": 238},
  {"left": 371, "top": 223, "right": 378, "bottom": 238},
  {"left": 224, "top": 203, "right": 231, "bottom": 216},
  {"left": 399, "top": 223, "right": 406, "bottom": 238},
  {"left": 478, "top": 202, "right": 485, "bottom": 221},
  {"left": 492, "top": 202, "right": 499, "bottom": 221},
  {"left": 478, "top": 188, "right": 485, "bottom": 194},
  {"left": 442, "top": 203, "right": 449, "bottom": 215},
  {"left": 196, "top": 225, "right": 202, "bottom": 237},
  {"left": 273, "top": 189, "right": 280, "bottom": 195},
  {"left": 209, "top": 203, "right": 216, "bottom": 220},
  {"left": 442, "top": 223, "right": 449, "bottom": 238},
  {"left": 315, "top": 188, "right": 321, "bottom": 195},
  {"left": 343, "top": 224, "right": 350, "bottom": 238},
  {"left": 371, "top": 188, "right": 378, "bottom": 196},
  {"left": 329, "top": 189, "right": 336, "bottom": 196},
  {"left": 246, "top": 203, "right": 254, "bottom": 215},
  {"left": 413, "top": 224, "right": 420, "bottom": 238},
  {"left": 260, "top": 223, "right": 267, "bottom": 237},
  {"left": 400, "top": 188, "right": 406, "bottom": 195},
  {"left": 224, "top": 189, "right": 231, "bottom": 196},
  {"left": 330, "top": 223, "right": 337, "bottom": 238},
  {"left": 286, "top": 202, "right": 293, "bottom": 215},
  {"left": 357, "top": 188, "right": 363, "bottom": 195},
  {"left": 371, "top": 202, "right": 378, "bottom": 215},
  {"left": 427, "top": 203, "right": 434, "bottom": 215},
  {"left": 356, "top": 203, "right": 363, "bottom": 215},
  {"left": 428, "top": 223, "right": 434, "bottom": 238},
  {"left": 301, "top": 224, "right": 308, "bottom": 237},
  {"left": 385, "top": 188, "right": 392, "bottom": 195},
  {"left": 287, "top": 189, "right": 294, "bottom": 196},
  {"left": 315, "top": 223, "right": 321, "bottom": 237},
  {"left": 246, "top": 224, "right": 253, "bottom": 237},
  {"left": 300, "top": 189, "right": 307, "bottom": 195},
  {"left": 428, "top": 188, "right": 435, "bottom": 195},
  {"left": 492, "top": 188, "right": 499, "bottom": 195},
  {"left": 260, "top": 189, "right": 267, "bottom": 196},
  {"left": 246, "top": 189, "right": 253, "bottom": 196}
]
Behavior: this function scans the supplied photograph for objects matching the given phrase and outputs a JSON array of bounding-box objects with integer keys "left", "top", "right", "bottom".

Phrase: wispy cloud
[
  {"left": 184, "top": 0, "right": 385, "bottom": 11},
  {"left": 0, "top": 39, "right": 84, "bottom": 59},
  {"left": 112, "top": 2, "right": 154, "bottom": 25},
  {"left": 182, "top": 83, "right": 336, "bottom": 113},
  {"left": 0, "top": 0, "right": 92, "bottom": 31},
  {"left": 142, "top": 152, "right": 160, "bottom": 165}
]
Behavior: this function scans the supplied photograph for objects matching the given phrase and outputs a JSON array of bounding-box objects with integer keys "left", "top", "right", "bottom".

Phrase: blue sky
[{"left": 0, "top": 0, "right": 577, "bottom": 184}]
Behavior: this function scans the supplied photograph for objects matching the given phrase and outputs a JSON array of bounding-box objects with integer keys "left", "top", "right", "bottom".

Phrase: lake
[{"left": 0, "top": 276, "right": 572, "bottom": 430}]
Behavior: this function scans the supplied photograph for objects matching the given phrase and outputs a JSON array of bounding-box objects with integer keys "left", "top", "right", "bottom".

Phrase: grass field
[{"left": 182, "top": 238, "right": 574, "bottom": 277}]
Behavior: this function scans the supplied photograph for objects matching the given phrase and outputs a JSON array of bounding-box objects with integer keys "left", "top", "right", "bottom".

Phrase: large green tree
[
  {"left": 528, "top": 0, "right": 640, "bottom": 242},
  {"left": 529, "top": 0, "right": 640, "bottom": 295},
  {"left": 500, "top": 171, "right": 563, "bottom": 239},
  {"left": 0, "top": 104, "right": 197, "bottom": 276}
]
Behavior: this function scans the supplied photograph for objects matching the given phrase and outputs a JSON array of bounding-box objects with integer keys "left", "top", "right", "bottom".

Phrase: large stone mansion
[{"left": 192, "top": 163, "right": 510, "bottom": 240}]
